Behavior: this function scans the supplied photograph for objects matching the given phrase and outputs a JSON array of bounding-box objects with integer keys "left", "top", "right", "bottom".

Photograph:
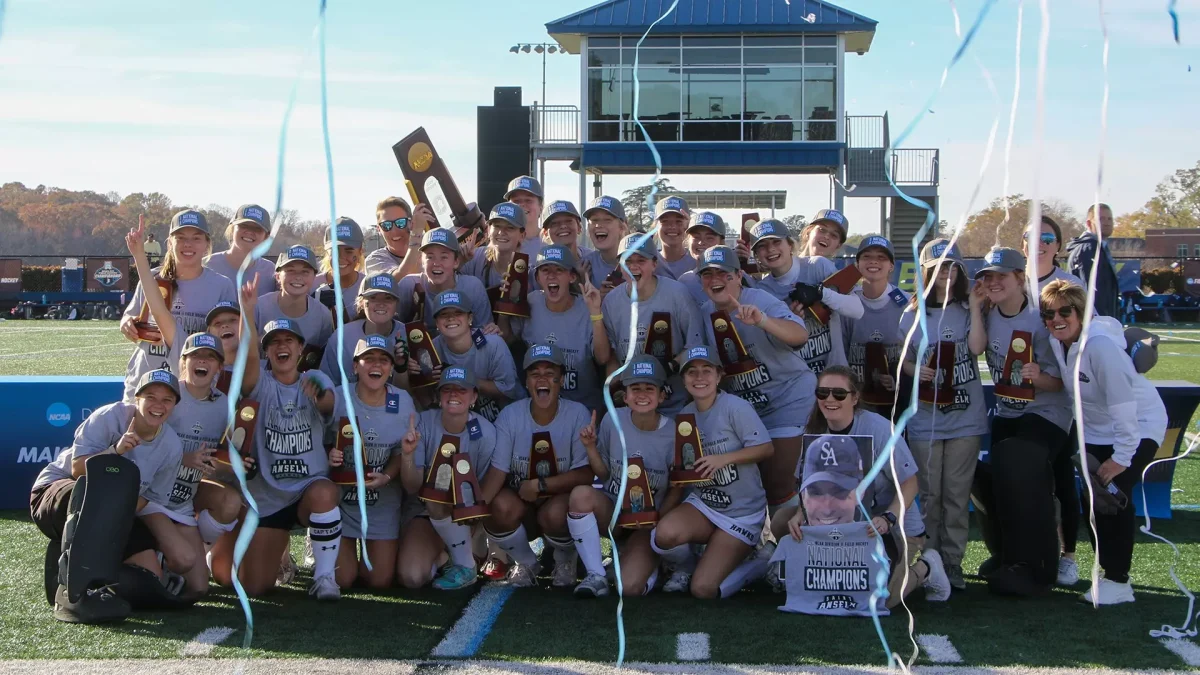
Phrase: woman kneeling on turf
[
  {"left": 650, "top": 345, "right": 774, "bottom": 599},
  {"left": 568, "top": 355, "right": 684, "bottom": 598},
  {"left": 396, "top": 366, "right": 498, "bottom": 590},
  {"left": 331, "top": 335, "right": 416, "bottom": 590}
]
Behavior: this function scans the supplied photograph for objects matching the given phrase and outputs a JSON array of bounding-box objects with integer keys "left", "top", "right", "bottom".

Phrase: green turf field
[{"left": 1, "top": 321, "right": 1199, "bottom": 669}]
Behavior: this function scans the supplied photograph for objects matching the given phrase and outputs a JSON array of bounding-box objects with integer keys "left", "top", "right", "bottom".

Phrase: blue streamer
[
  {"left": 601, "top": 0, "right": 680, "bottom": 667},
  {"left": 1168, "top": 0, "right": 1180, "bottom": 43}
]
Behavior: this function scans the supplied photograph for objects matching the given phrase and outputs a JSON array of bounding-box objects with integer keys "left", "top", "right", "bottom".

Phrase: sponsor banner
[
  {"left": 86, "top": 257, "right": 131, "bottom": 292},
  {"left": 0, "top": 258, "right": 21, "bottom": 292}
]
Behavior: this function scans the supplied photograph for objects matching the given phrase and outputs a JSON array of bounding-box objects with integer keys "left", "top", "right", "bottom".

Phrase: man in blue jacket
[{"left": 1065, "top": 203, "right": 1120, "bottom": 319}]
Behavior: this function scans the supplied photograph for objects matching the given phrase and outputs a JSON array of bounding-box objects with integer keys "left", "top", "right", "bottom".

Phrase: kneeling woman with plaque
[
  {"left": 649, "top": 346, "right": 775, "bottom": 599},
  {"left": 328, "top": 336, "right": 416, "bottom": 590},
  {"left": 483, "top": 344, "right": 594, "bottom": 588},
  {"left": 968, "top": 249, "right": 1073, "bottom": 596},
  {"left": 426, "top": 290, "right": 524, "bottom": 421},
  {"left": 566, "top": 355, "right": 683, "bottom": 598},
  {"left": 396, "top": 366, "right": 498, "bottom": 591},
  {"left": 254, "top": 245, "right": 333, "bottom": 369},
  {"left": 697, "top": 246, "right": 814, "bottom": 523},
  {"left": 395, "top": 227, "right": 495, "bottom": 336},
  {"left": 209, "top": 308, "right": 344, "bottom": 602},
  {"left": 320, "top": 274, "right": 407, "bottom": 386}
]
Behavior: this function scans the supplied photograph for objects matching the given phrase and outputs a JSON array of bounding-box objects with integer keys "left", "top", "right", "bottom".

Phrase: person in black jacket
[{"left": 1065, "top": 203, "right": 1120, "bottom": 318}]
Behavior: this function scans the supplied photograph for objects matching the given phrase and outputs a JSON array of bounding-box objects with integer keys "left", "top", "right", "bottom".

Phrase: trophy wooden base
[
  {"left": 993, "top": 383, "right": 1035, "bottom": 402},
  {"left": 859, "top": 391, "right": 895, "bottom": 407},
  {"left": 410, "top": 373, "right": 438, "bottom": 389},
  {"left": 329, "top": 468, "right": 358, "bottom": 486},
  {"left": 212, "top": 448, "right": 231, "bottom": 465},
  {"left": 918, "top": 386, "right": 956, "bottom": 405},
  {"left": 722, "top": 359, "right": 760, "bottom": 377},
  {"left": 418, "top": 485, "right": 453, "bottom": 504},
  {"left": 134, "top": 321, "right": 162, "bottom": 343},
  {"left": 669, "top": 469, "right": 710, "bottom": 486},
  {"left": 493, "top": 301, "right": 531, "bottom": 318},
  {"left": 617, "top": 510, "right": 658, "bottom": 529},
  {"left": 452, "top": 503, "right": 490, "bottom": 523}
]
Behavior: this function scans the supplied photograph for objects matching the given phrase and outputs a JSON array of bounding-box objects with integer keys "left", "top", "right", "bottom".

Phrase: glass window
[
  {"left": 804, "top": 35, "right": 837, "bottom": 46},
  {"left": 805, "top": 121, "right": 837, "bottom": 141},
  {"left": 683, "top": 122, "right": 742, "bottom": 141},
  {"left": 804, "top": 47, "right": 837, "bottom": 65},
  {"left": 621, "top": 47, "right": 679, "bottom": 66},
  {"left": 1193, "top": 244, "right": 1200, "bottom": 256},
  {"left": 588, "top": 122, "right": 620, "bottom": 142},
  {"left": 803, "top": 67, "right": 836, "bottom": 121},
  {"left": 744, "top": 35, "right": 804, "bottom": 47},
  {"left": 587, "top": 68, "right": 628, "bottom": 121},
  {"left": 683, "top": 48, "right": 742, "bottom": 65},
  {"left": 744, "top": 66, "right": 804, "bottom": 122},
  {"left": 635, "top": 36, "right": 681, "bottom": 47},
  {"left": 632, "top": 68, "right": 681, "bottom": 122},
  {"left": 745, "top": 120, "right": 799, "bottom": 141},
  {"left": 1179, "top": 244, "right": 1189, "bottom": 257},
  {"left": 589, "top": 37, "right": 620, "bottom": 47},
  {"left": 587, "top": 48, "right": 621, "bottom": 67},
  {"left": 682, "top": 36, "right": 740, "bottom": 47},
  {"left": 682, "top": 68, "right": 742, "bottom": 121},
  {"left": 743, "top": 47, "right": 804, "bottom": 65}
]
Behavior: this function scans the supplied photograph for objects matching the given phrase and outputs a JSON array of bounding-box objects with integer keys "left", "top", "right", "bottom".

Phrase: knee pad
[
  {"left": 62, "top": 455, "right": 140, "bottom": 603},
  {"left": 197, "top": 509, "right": 236, "bottom": 546}
]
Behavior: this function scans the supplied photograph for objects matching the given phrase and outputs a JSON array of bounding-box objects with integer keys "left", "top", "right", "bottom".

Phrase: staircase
[{"left": 888, "top": 197, "right": 938, "bottom": 256}]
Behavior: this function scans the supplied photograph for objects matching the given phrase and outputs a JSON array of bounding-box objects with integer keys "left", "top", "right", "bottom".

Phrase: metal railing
[
  {"left": 531, "top": 104, "right": 582, "bottom": 145},
  {"left": 892, "top": 148, "right": 939, "bottom": 185},
  {"left": 845, "top": 114, "right": 887, "bottom": 149}
]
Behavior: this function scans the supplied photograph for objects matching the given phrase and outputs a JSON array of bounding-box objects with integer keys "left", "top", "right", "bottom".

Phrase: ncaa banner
[
  {"left": 85, "top": 257, "right": 131, "bottom": 292},
  {"left": 770, "top": 522, "right": 889, "bottom": 617},
  {"left": 0, "top": 258, "right": 21, "bottom": 292}
]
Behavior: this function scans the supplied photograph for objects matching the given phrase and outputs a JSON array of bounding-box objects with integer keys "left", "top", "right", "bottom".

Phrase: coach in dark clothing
[{"left": 1065, "top": 203, "right": 1120, "bottom": 318}]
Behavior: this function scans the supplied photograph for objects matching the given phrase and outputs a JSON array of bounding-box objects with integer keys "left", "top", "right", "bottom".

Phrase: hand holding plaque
[
  {"left": 529, "top": 431, "right": 558, "bottom": 498},
  {"left": 740, "top": 212, "right": 761, "bottom": 274},
  {"left": 643, "top": 312, "right": 674, "bottom": 365},
  {"left": 419, "top": 435, "right": 459, "bottom": 504},
  {"left": 670, "top": 414, "right": 708, "bottom": 485},
  {"left": 993, "top": 330, "right": 1036, "bottom": 401},
  {"left": 134, "top": 279, "right": 173, "bottom": 343},
  {"left": 451, "top": 453, "right": 490, "bottom": 522},
  {"left": 493, "top": 253, "right": 531, "bottom": 318},
  {"left": 710, "top": 310, "right": 758, "bottom": 376},
  {"left": 214, "top": 400, "right": 259, "bottom": 467},
  {"left": 859, "top": 342, "right": 893, "bottom": 406},
  {"left": 917, "top": 341, "right": 957, "bottom": 405},
  {"left": 616, "top": 456, "right": 657, "bottom": 528},
  {"left": 328, "top": 417, "right": 366, "bottom": 485},
  {"left": 392, "top": 127, "right": 484, "bottom": 244},
  {"left": 807, "top": 265, "right": 863, "bottom": 325},
  {"left": 406, "top": 321, "right": 441, "bottom": 389}
]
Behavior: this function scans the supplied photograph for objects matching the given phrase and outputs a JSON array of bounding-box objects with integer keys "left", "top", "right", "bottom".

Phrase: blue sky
[{"left": 0, "top": 0, "right": 1196, "bottom": 240}]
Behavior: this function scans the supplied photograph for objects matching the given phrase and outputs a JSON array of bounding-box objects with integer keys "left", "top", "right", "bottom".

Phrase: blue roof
[{"left": 547, "top": 0, "right": 877, "bottom": 44}]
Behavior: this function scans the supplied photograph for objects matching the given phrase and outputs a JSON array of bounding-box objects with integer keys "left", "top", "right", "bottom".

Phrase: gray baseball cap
[
  {"left": 231, "top": 203, "right": 271, "bottom": 233},
  {"left": 437, "top": 365, "right": 477, "bottom": 391},
  {"left": 811, "top": 209, "right": 849, "bottom": 237},
  {"left": 330, "top": 217, "right": 365, "bottom": 249},
  {"left": 856, "top": 235, "right": 895, "bottom": 263},
  {"left": 680, "top": 344, "right": 721, "bottom": 371},
  {"left": 420, "top": 227, "right": 461, "bottom": 254},
  {"left": 654, "top": 196, "right": 689, "bottom": 220},
  {"left": 205, "top": 301, "right": 240, "bottom": 325},
  {"left": 182, "top": 332, "right": 225, "bottom": 362},
  {"left": 584, "top": 195, "right": 627, "bottom": 221},
  {"left": 749, "top": 219, "right": 790, "bottom": 248},
  {"left": 134, "top": 368, "right": 181, "bottom": 402},
  {"left": 533, "top": 244, "right": 578, "bottom": 272},
  {"left": 353, "top": 334, "right": 394, "bottom": 362},
  {"left": 275, "top": 245, "right": 318, "bottom": 271},
  {"left": 523, "top": 343, "right": 566, "bottom": 370},
  {"left": 504, "top": 175, "right": 544, "bottom": 200},
  {"left": 618, "top": 233, "right": 658, "bottom": 260},
  {"left": 697, "top": 246, "right": 739, "bottom": 274},
  {"left": 800, "top": 435, "right": 865, "bottom": 492},
  {"left": 621, "top": 354, "right": 666, "bottom": 388},
  {"left": 540, "top": 200, "right": 582, "bottom": 229},
  {"left": 688, "top": 211, "right": 727, "bottom": 237},
  {"left": 361, "top": 273, "right": 400, "bottom": 299},
  {"left": 488, "top": 201, "right": 526, "bottom": 231},
  {"left": 431, "top": 290, "right": 471, "bottom": 317},
  {"left": 261, "top": 318, "right": 306, "bottom": 349},
  {"left": 920, "top": 238, "right": 965, "bottom": 269},
  {"left": 975, "top": 247, "right": 1026, "bottom": 278},
  {"left": 170, "top": 209, "right": 209, "bottom": 236}
]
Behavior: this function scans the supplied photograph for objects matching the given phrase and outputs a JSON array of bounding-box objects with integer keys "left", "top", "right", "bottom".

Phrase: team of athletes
[{"left": 31, "top": 177, "right": 1166, "bottom": 623}]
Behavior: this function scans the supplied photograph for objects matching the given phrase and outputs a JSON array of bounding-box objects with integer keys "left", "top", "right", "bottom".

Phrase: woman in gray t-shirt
[{"left": 205, "top": 203, "right": 278, "bottom": 296}]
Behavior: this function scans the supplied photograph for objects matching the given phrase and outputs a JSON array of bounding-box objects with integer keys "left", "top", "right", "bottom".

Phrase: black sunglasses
[
  {"left": 816, "top": 387, "right": 851, "bottom": 401},
  {"left": 378, "top": 218, "right": 410, "bottom": 232},
  {"left": 1039, "top": 306, "right": 1075, "bottom": 321}
]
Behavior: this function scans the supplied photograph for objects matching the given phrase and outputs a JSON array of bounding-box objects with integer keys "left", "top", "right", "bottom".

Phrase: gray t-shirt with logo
[
  {"left": 601, "top": 277, "right": 705, "bottom": 415},
  {"left": 123, "top": 322, "right": 186, "bottom": 403},
  {"left": 32, "top": 401, "right": 184, "bottom": 508},
  {"left": 255, "top": 292, "right": 335, "bottom": 350},
  {"left": 984, "top": 300, "right": 1073, "bottom": 431},
  {"left": 769, "top": 523, "right": 890, "bottom": 617},
  {"left": 165, "top": 386, "right": 229, "bottom": 517},
  {"left": 123, "top": 266, "right": 239, "bottom": 336},
  {"left": 247, "top": 370, "right": 335, "bottom": 516},
  {"left": 756, "top": 257, "right": 848, "bottom": 374},
  {"left": 431, "top": 331, "right": 525, "bottom": 423},
  {"left": 680, "top": 392, "right": 769, "bottom": 520},
  {"left": 363, "top": 247, "right": 407, "bottom": 278},
  {"left": 509, "top": 292, "right": 603, "bottom": 412},
  {"left": 205, "top": 252, "right": 278, "bottom": 296},
  {"left": 659, "top": 252, "right": 696, "bottom": 279},
  {"left": 843, "top": 286, "right": 910, "bottom": 394},
  {"left": 597, "top": 408, "right": 674, "bottom": 507},
  {"left": 492, "top": 398, "right": 591, "bottom": 491},
  {"left": 396, "top": 273, "right": 493, "bottom": 335},
  {"left": 332, "top": 384, "right": 415, "bottom": 540},
  {"left": 898, "top": 302, "right": 989, "bottom": 441},
  {"left": 581, "top": 249, "right": 677, "bottom": 287},
  {"left": 313, "top": 271, "right": 365, "bottom": 324},
  {"left": 701, "top": 288, "right": 816, "bottom": 429}
]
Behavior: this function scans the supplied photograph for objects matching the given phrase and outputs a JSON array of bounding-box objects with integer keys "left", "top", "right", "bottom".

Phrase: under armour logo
[
  {"left": 820, "top": 442, "right": 838, "bottom": 466},
  {"left": 450, "top": 541, "right": 466, "bottom": 548},
  {"left": 320, "top": 545, "right": 336, "bottom": 551}
]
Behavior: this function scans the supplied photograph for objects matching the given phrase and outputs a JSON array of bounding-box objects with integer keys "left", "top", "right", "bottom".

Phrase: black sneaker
[
  {"left": 44, "top": 540, "right": 61, "bottom": 606},
  {"left": 987, "top": 563, "right": 1049, "bottom": 598},
  {"left": 53, "top": 584, "right": 131, "bottom": 624},
  {"left": 977, "top": 557, "right": 1002, "bottom": 578}
]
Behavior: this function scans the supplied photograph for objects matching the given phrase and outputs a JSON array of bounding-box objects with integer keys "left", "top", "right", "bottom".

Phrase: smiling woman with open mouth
[{"left": 205, "top": 203, "right": 278, "bottom": 296}]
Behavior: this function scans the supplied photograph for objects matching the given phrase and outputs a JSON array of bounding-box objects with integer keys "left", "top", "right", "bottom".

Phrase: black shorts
[
  {"left": 257, "top": 500, "right": 302, "bottom": 531},
  {"left": 30, "top": 479, "right": 157, "bottom": 558}
]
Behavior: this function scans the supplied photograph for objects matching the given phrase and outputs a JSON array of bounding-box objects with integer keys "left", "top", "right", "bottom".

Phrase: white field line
[
  {"left": 0, "top": 343, "right": 129, "bottom": 359},
  {"left": 1160, "top": 638, "right": 1200, "bottom": 666},
  {"left": 917, "top": 634, "right": 964, "bottom": 663},
  {"left": 430, "top": 584, "right": 514, "bottom": 658},
  {"left": 178, "top": 626, "right": 235, "bottom": 657},
  {"left": 676, "top": 632, "right": 711, "bottom": 661}
]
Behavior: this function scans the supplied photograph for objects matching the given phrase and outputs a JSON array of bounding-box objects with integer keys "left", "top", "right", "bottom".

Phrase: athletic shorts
[
  {"left": 768, "top": 426, "right": 803, "bottom": 440},
  {"left": 30, "top": 479, "right": 158, "bottom": 558},
  {"left": 684, "top": 493, "right": 763, "bottom": 546},
  {"left": 140, "top": 501, "right": 198, "bottom": 528},
  {"left": 258, "top": 500, "right": 302, "bottom": 531}
]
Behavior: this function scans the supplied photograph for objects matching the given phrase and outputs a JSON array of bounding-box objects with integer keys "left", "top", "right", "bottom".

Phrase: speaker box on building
[
  {"left": 477, "top": 94, "right": 531, "bottom": 214},
  {"left": 494, "top": 87, "right": 522, "bottom": 107}
]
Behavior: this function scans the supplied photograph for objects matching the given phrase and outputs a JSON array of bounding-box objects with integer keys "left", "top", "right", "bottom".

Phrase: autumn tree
[
  {"left": 621, "top": 178, "right": 676, "bottom": 232},
  {"left": 953, "top": 195, "right": 1084, "bottom": 257},
  {"left": 1114, "top": 161, "right": 1200, "bottom": 237}
]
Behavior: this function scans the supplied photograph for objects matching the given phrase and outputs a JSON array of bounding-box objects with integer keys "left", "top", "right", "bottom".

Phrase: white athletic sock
[
  {"left": 471, "top": 526, "right": 488, "bottom": 560},
  {"left": 767, "top": 495, "right": 799, "bottom": 521},
  {"left": 308, "top": 507, "right": 342, "bottom": 578},
  {"left": 431, "top": 517, "right": 475, "bottom": 569},
  {"left": 546, "top": 535, "right": 576, "bottom": 564},
  {"left": 567, "top": 512, "right": 605, "bottom": 577},
  {"left": 650, "top": 528, "right": 696, "bottom": 573},
  {"left": 197, "top": 509, "right": 236, "bottom": 546},
  {"left": 643, "top": 567, "right": 660, "bottom": 595},
  {"left": 488, "top": 525, "right": 538, "bottom": 568},
  {"left": 719, "top": 557, "right": 769, "bottom": 598}
]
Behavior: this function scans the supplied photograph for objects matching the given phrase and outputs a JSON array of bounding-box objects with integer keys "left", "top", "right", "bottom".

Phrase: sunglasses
[
  {"left": 816, "top": 387, "right": 852, "bottom": 401},
  {"left": 378, "top": 218, "right": 410, "bottom": 232},
  {"left": 1027, "top": 232, "right": 1057, "bottom": 245},
  {"left": 1039, "top": 306, "right": 1075, "bottom": 321}
]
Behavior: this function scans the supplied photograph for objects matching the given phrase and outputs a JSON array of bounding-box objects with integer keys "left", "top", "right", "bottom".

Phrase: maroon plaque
[
  {"left": 451, "top": 452, "right": 490, "bottom": 522},
  {"left": 328, "top": 417, "right": 364, "bottom": 485},
  {"left": 643, "top": 312, "right": 673, "bottom": 362},
  {"left": 214, "top": 400, "right": 258, "bottom": 466},
  {"left": 134, "top": 278, "right": 173, "bottom": 343},
  {"left": 392, "top": 127, "right": 484, "bottom": 243},
  {"left": 529, "top": 431, "right": 558, "bottom": 498},
  {"left": 808, "top": 265, "right": 863, "bottom": 325},
  {"left": 710, "top": 310, "right": 758, "bottom": 376},
  {"left": 616, "top": 456, "right": 657, "bottom": 529},
  {"left": 406, "top": 321, "right": 441, "bottom": 389},
  {"left": 669, "top": 414, "right": 708, "bottom": 485},
  {"left": 740, "top": 212, "right": 761, "bottom": 274},
  {"left": 917, "top": 341, "right": 957, "bottom": 405},
  {"left": 493, "top": 252, "right": 531, "bottom": 318},
  {"left": 859, "top": 342, "right": 894, "bottom": 406},
  {"left": 419, "top": 435, "right": 458, "bottom": 504},
  {"left": 993, "top": 330, "right": 1036, "bottom": 401}
]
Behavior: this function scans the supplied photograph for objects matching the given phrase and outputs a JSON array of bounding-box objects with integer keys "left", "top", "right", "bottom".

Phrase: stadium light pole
[{"left": 509, "top": 42, "right": 564, "bottom": 106}]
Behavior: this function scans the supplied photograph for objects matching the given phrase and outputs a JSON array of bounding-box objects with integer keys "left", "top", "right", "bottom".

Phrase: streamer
[{"left": 1142, "top": 436, "right": 1200, "bottom": 639}]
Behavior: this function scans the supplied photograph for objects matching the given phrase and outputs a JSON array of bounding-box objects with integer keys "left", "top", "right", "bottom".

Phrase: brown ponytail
[{"left": 161, "top": 232, "right": 213, "bottom": 292}]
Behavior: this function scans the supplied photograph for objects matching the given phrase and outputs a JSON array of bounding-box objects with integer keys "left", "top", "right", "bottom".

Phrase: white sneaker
[
  {"left": 303, "top": 534, "right": 315, "bottom": 568},
  {"left": 573, "top": 573, "right": 610, "bottom": 598},
  {"left": 1057, "top": 557, "right": 1079, "bottom": 586},
  {"left": 766, "top": 561, "right": 784, "bottom": 593},
  {"left": 754, "top": 540, "right": 777, "bottom": 562},
  {"left": 1080, "top": 578, "right": 1135, "bottom": 605},
  {"left": 920, "top": 549, "right": 952, "bottom": 602},
  {"left": 663, "top": 569, "right": 691, "bottom": 593},
  {"left": 276, "top": 553, "right": 298, "bottom": 587},
  {"left": 308, "top": 574, "right": 340, "bottom": 601},
  {"left": 505, "top": 561, "right": 539, "bottom": 588},
  {"left": 551, "top": 552, "right": 579, "bottom": 588}
]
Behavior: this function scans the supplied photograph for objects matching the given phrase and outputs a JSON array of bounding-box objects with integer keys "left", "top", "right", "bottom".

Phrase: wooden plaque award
[
  {"left": 993, "top": 330, "right": 1036, "bottom": 401},
  {"left": 670, "top": 414, "right": 708, "bottom": 485},
  {"left": 604, "top": 265, "right": 625, "bottom": 288},
  {"left": 406, "top": 321, "right": 441, "bottom": 389},
  {"left": 215, "top": 370, "right": 233, "bottom": 396},
  {"left": 493, "top": 252, "right": 531, "bottom": 317},
  {"left": 859, "top": 342, "right": 893, "bottom": 406},
  {"left": 134, "top": 278, "right": 173, "bottom": 342},
  {"left": 529, "top": 431, "right": 558, "bottom": 498},
  {"left": 419, "top": 435, "right": 459, "bottom": 504},
  {"left": 299, "top": 345, "right": 325, "bottom": 374},
  {"left": 214, "top": 400, "right": 259, "bottom": 466},
  {"left": 643, "top": 312, "right": 673, "bottom": 362},
  {"left": 808, "top": 265, "right": 863, "bottom": 325},
  {"left": 740, "top": 212, "right": 761, "bottom": 274},
  {"left": 328, "top": 417, "right": 364, "bottom": 485},
  {"left": 710, "top": 310, "right": 758, "bottom": 376},
  {"left": 616, "top": 456, "right": 657, "bottom": 529},
  {"left": 451, "top": 453, "right": 490, "bottom": 522},
  {"left": 917, "top": 341, "right": 958, "bottom": 405},
  {"left": 392, "top": 127, "right": 483, "bottom": 243}
]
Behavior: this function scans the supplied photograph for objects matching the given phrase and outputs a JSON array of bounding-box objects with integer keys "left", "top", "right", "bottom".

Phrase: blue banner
[{"left": 833, "top": 258, "right": 1143, "bottom": 294}]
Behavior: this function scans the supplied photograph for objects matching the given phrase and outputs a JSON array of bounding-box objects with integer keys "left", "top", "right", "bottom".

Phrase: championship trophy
[
  {"left": 993, "top": 330, "right": 1036, "bottom": 401},
  {"left": 419, "top": 435, "right": 459, "bottom": 504},
  {"left": 215, "top": 370, "right": 233, "bottom": 396},
  {"left": 406, "top": 321, "right": 441, "bottom": 389},
  {"left": 710, "top": 310, "right": 758, "bottom": 376},
  {"left": 808, "top": 266, "right": 863, "bottom": 325},
  {"left": 740, "top": 212, "right": 761, "bottom": 274},
  {"left": 492, "top": 253, "right": 531, "bottom": 318},
  {"left": 392, "top": 127, "right": 484, "bottom": 243},
  {"left": 917, "top": 341, "right": 957, "bottom": 405},
  {"left": 670, "top": 414, "right": 708, "bottom": 485},
  {"left": 214, "top": 400, "right": 259, "bottom": 467},
  {"left": 412, "top": 283, "right": 427, "bottom": 323},
  {"left": 644, "top": 312, "right": 673, "bottom": 363},
  {"left": 529, "top": 431, "right": 557, "bottom": 498},
  {"left": 604, "top": 265, "right": 625, "bottom": 288},
  {"left": 616, "top": 456, "right": 657, "bottom": 528},
  {"left": 299, "top": 345, "right": 325, "bottom": 373},
  {"left": 451, "top": 453, "right": 490, "bottom": 522},
  {"left": 859, "top": 342, "right": 893, "bottom": 406},
  {"left": 328, "top": 417, "right": 364, "bottom": 485},
  {"left": 134, "top": 278, "right": 173, "bottom": 342}
]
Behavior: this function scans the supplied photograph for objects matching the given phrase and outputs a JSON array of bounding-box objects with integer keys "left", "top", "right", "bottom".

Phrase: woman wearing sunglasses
[
  {"left": 769, "top": 365, "right": 950, "bottom": 602},
  {"left": 898, "top": 239, "right": 988, "bottom": 592},
  {"left": 968, "top": 248, "right": 1072, "bottom": 597},
  {"left": 364, "top": 197, "right": 432, "bottom": 280},
  {"left": 1024, "top": 216, "right": 1083, "bottom": 291},
  {"left": 1041, "top": 280, "right": 1166, "bottom": 605}
]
